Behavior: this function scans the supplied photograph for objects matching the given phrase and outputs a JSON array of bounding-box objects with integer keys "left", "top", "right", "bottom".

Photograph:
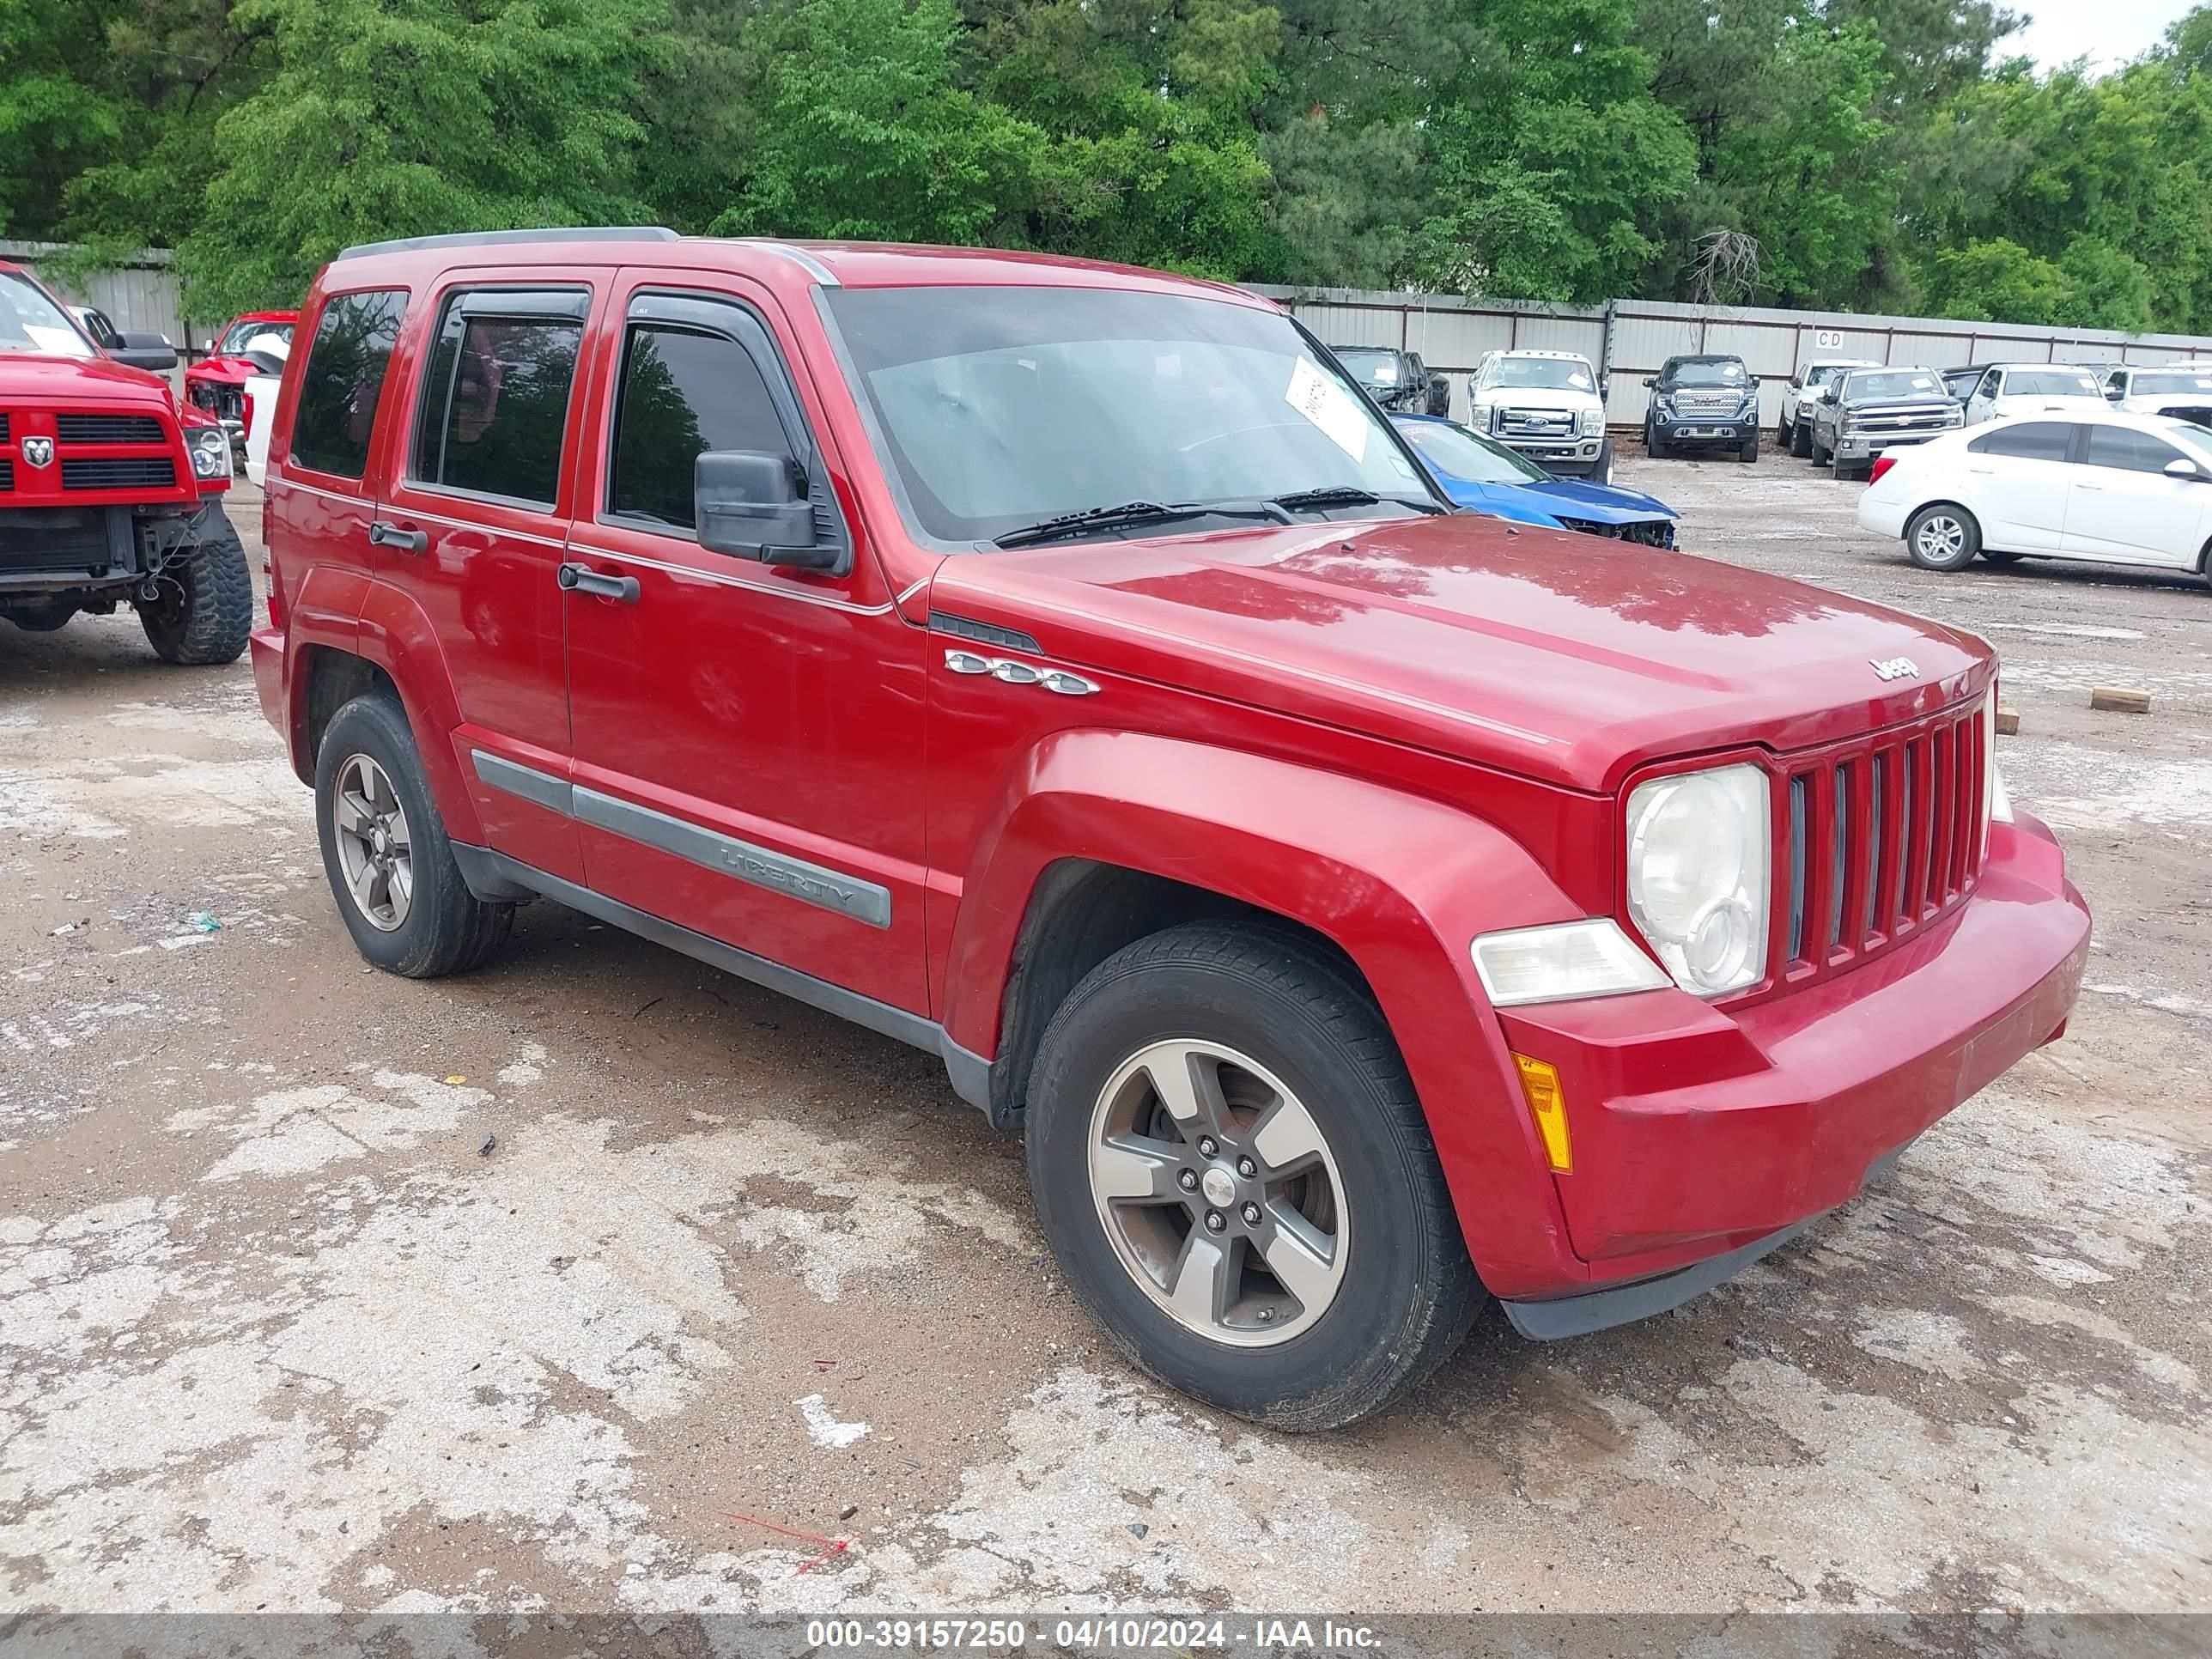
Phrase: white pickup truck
[
  {"left": 1778, "top": 359, "right": 1877, "bottom": 457},
  {"left": 240, "top": 334, "right": 287, "bottom": 487}
]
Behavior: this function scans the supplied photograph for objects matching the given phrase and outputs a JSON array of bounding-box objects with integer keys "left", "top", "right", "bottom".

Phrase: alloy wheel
[
  {"left": 331, "top": 753, "right": 414, "bottom": 932},
  {"left": 1914, "top": 514, "right": 1966, "bottom": 562},
  {"left": 1086, "top": 1039, "right": 1349, "bottom": 1347}
]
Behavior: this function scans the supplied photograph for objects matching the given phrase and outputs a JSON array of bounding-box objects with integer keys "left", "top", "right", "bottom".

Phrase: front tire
[
  {"left": 1790, "top": 419, "right": 1812, "bottom": 459},
  {"left": 1644, "top": 419, "right": 1669, "bottom": 461},
  {"left": 1740, "top": 433, "right": 1759, "bottom": 464},
  {"left": 1811, "top": 430, "right": 1832, "bottom": 468},
  {"left": 139, "top": 504, "right": 252, "bottom": 666},
  {"left": 1905, "top": 503, "right": 1982, "bottom": 571},
  {"left": 1024, "top": 921, "right": 1477, "bottom": 1431},
  {"left": 315, "top": 692, "right": 514, "bottom": 977},
  {"left": 1589, "top": 439, "right": 1615, "bottom": 487}
]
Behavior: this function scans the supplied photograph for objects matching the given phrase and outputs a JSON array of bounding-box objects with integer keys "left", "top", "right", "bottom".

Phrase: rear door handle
[
  {"left": 558, "top": 562, "right": 640, "bottom": 604},
  {"left": 368, "top": 520, "right": 427, "bottom": 553}
]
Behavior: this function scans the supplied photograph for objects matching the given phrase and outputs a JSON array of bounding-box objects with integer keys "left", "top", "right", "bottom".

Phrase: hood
[
  {"left": 930, "top": 514, "right": 1991, "bottom": 793},
  {"left": 1842, "top": 395, "right": 1955, "bottom": 413},
  {"left": 1521, "top": 478, "right": 1676, "bottom": 523},
  {"left": 0, "top": 352, "right": 173, "bottom": 405},
  {"left": 1479, "top": 386, "right": 1600, "bottom": 413},
  {"left": 1431, "top": 479, "right": 1565, "bottom": 528},
  {"left": 187, "top": 355, "right": 268, "bottom": 386}
]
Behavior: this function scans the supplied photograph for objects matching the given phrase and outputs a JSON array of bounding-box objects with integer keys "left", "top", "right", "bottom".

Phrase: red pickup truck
[
  {"left": 2, "top": 260, "right": 248, "bottom": 662},
  {"left": 251, "top": 229, "right": 2090, "bottom": 1429}
]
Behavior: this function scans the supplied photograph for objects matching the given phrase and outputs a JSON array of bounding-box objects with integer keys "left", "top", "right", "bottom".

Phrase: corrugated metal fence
[
  {"left": 12, "top": 242, "right": 2212, "bottom": 418},
  {"left": 2, "top": 240, "right": 209, "bottom": 356},
  {"left": 1249, "top": 285, "right": 2212, "bottom": 428}
]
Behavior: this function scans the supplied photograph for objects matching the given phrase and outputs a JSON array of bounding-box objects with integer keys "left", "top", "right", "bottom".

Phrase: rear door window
[
  {"left": 1968, "top": 422, "right": 2075, "bottom": 462},
  {"left": 289, "top": 289, "right": 408, "bottom": 480},
  {"left": 410, "top": 289, "right": 588, "bottom": 507}
]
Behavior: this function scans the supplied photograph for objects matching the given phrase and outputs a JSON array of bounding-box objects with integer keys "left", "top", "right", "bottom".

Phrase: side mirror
[
  {"left": 2164, "top": 457, "right": 2204, "bottom": 481},
  {"left": 1643, "top": 376, "right": 1657, "bottom": 388},
  {"left": 112, "top": 331, "right": 177, "bottom": 372},
  {"left": 696, "top": 449, "right": 842, "bottom": 572},
  {"left": 2105, "top": 386, "right": 2124, "bottom": 400}
]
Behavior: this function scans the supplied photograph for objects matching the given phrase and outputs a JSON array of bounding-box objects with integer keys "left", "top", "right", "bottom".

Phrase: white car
[
  {"left": 2100, "top": 362, "right": 2212, "bottom": 420},
  {"left": 1464, "top": 349, "right": 1613, "bottom": 480},
  {"left": 1858, "top": 410, "right": 2212, "bottom": 580},
  {"left": 1943, "top": 362, "right": 2106, "bottom": 426},
  {"left": 1777, "top": 358, "right": 1877, "bottom": 456}
]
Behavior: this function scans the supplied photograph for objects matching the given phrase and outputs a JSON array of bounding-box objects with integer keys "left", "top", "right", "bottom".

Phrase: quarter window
[
  {"left": 1967, "top": 422, "right": 2075, "bottom": 462},
  {"left": 609, "top": 323, "right": 792, "bottom": 529},
  {"left": 411, "top": 289, "right": 587, "bottom": 506},
  {"left": 2081, "top": 425, "right": 2185, "bottom": 475},
  {"left": 290, "top": 289, "right": 407, "bottom": 480}
]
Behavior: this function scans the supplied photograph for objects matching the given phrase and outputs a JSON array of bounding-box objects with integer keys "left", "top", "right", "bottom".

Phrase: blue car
[{"left": 1392, "top": 415, "right": 1680, "bottom": 547}]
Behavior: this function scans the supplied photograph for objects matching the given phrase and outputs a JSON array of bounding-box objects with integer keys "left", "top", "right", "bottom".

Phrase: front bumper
[
  {"left": 1835, "top": 429, "right": 1956, "bottom": 459},
  {"left": 1652, "top": 414, "right": 1756, "bottom": 445},
  {"left": 1497, "top": 434, "right": 1607, "bottom": 471},
  {"left": 1492, "top": 812, "right": 2087, "bottom": 1330}
]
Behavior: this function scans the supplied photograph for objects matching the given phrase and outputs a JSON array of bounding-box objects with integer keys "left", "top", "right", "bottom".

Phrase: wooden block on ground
[
  {"left": 2089, "top": 687, "right": 2151, "bottom": 714},
  {"left": 1995, "top": 707, "right": 2020, "bottom": 736}
]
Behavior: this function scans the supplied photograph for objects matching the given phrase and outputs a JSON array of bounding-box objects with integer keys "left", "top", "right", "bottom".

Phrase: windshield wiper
[
  {"left": 992, "top": 499, "right": 1288, "bottom": 550},
  {"left": 1270, "top": 485, "right": 1447, "bottom": 517}
]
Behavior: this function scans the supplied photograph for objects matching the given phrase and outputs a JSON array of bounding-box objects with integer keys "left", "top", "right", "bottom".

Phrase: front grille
[
  {"left": 1558, "top": 517, "right": 1674, "bottom": 549},
  {"left": 0, "top": 413, "right": 9, "bottom": 443},
  {"left": 57, "top": 413, "right": 166, "bottom": 444},
  {"left": 1497, "top": 407, "right": 1577, "bottom": 437},
  {"left": 0, "top": 459, "right": 12, "bottom": 492},
  {"left": 1782, "top": 697, "right": 1987, "bottom": 977},
  {"left": 62, "top": 458, "right": 175, "bottom": 489},
  {"left": 1846, "top": 407, "right": 1958, "bottom": 438},
  {"left": 0, "top": 509, "right": 114, "bottom": 573}
]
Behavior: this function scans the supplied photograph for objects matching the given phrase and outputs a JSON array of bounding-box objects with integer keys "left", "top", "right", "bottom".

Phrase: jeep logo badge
[
  {"left": 1869, "top": 655, "right": 1920, "bottom": 682},
  {"left": 19, "top": 436, "right": 52, "bottom": 468}
]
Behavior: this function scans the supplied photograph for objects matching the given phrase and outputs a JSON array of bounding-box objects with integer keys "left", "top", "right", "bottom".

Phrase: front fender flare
[{"left": 943, "top": 729, "right": 1594, "bottom": 1296}]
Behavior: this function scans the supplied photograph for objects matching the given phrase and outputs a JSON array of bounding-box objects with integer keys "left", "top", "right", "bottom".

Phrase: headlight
[
  {"left": 1471, "top": 404, "right": 1493, "bottom": 431},
  {"left": 187, "top": 427, "right": 229, "bottom": 480},
  {"left": 1625, "top": 763, "right": 1771, "bottom": 998},
  {"left": 1471, "top": 918, "right": 1669, "bottom": 1007},
  {"left": 1580, "top": 407, "right": 1606, "bottom": 436}
]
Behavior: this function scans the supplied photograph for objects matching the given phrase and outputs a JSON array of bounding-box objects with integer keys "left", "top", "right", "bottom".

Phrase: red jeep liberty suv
[{"left": 251, "top": 229, "right": 2090, "bottom": 1429}]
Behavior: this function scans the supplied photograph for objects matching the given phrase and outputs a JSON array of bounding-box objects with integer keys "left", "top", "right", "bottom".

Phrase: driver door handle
[
  {"left": 368, "top": 520, "right": 427, "bottom": 553},
  {"left": 558, "top": 563, "right": 640, "bottom": 604}
]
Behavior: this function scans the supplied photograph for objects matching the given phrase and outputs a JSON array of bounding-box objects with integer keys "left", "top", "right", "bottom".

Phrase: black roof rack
[{"left": 335, "top": 226, "right": 678, "bottom": 261}]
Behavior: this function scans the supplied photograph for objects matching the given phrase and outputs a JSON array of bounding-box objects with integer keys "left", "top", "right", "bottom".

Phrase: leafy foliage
[{"left": 14, "top": 0, "right": 2212, "bottom": 333}]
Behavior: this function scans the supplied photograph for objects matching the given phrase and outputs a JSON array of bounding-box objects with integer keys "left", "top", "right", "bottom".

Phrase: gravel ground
[{"left": 2, "top": 456, "right": 2207, "bottom": 1637}]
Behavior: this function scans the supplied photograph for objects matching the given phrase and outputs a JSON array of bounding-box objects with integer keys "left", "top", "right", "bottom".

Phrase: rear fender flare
[{"left": 943, "top": 729, "right": 1590, "bottom": 1291}]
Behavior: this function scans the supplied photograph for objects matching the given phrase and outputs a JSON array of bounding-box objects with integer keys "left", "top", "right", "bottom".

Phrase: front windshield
[
  {"left": 1396, "top": 418, "right": 1549, "bottom": 485},
  {"left": 0, "top": 272, "right": 94, "bottom": 359},
  {"left": 1805, "top": 363, "right": 1868, "bottom": 388},
  {"left": 825, "top": 287, "right": 1433, "bottom": 545},
  {"left": 1663, "top": 360, "right": 1747, "bottom": 387},
  {"left": 2162, "top": 422, "right": 2212, "bottom": 462},
  {"left": 1330, "top": 348, "right": 1401, "bottom": 387},
  {"left": 2132, "top": 369, "right": 2212, "bottom": 398},
  {"left": 2008, "top": 368, "right": 2102, "bottom": 398},
  {"left": 1845, "top": 369, "right": 1943, "bottom": 400},
  {"left": 1485, "top": 357, "right": 1594, "bottom": 392},
  {"left": 220, "top": 319, "right": 294, "bottom": 354}
]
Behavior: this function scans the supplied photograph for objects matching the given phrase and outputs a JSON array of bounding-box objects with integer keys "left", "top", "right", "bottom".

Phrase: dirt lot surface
[{"left": 3, "top": 458, "right": 2208, "bottom": 1633}]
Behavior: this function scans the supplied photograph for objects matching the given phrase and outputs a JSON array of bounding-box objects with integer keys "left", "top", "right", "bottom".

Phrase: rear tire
[
  {"left": 315, "top": 692, "right": 514, "bottom": 977},
  {"left": 1905, "top": 503, "right": 1982, "bottom": 571},
  {"left": 1024, "top": 921, "right": 1478, "bottom": 1431},
  {"left": 139, "top": 504, "right": 252, "bottom": 666}
]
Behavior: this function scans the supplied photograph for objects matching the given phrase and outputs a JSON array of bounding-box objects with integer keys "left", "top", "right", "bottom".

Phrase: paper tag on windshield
[{"left": 1285, "top": 357, "right": 1370, "bottom": 463}]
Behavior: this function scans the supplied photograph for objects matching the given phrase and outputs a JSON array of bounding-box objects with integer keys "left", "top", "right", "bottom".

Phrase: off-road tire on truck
[
  {"left": 315, "top": 692, "right": 515, "bottom": 978},
  {"left": 1643, "top": 418, "right": 1669, "bottom": 460},
  {"left": 1790, "top": 418, "right": 1813, "bottom": 459},
  {"left": 138, "top": 504, "right": 252, "bottom": 665},
  {"left": 1024, "top": 920, "right": 1479, "bottom": 1431},
  {"left": 1589, "top": 439, "right": 1616, "bottom": 486},
  {"left": 1740, "top": 434, "right": 1759, "bottom": 463}
]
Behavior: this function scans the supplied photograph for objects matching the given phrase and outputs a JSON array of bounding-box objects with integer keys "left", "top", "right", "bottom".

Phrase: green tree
[{"left": 175, "top": 0, "right": 664, "bottom": 318}]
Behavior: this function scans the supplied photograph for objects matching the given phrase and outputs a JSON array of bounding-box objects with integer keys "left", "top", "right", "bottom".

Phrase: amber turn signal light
[{"left": 1513, "top": 1053, "right": 1572, "bottom": 1173}]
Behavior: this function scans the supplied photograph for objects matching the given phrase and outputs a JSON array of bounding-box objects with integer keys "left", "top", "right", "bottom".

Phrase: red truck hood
[
  {"left": 0, "top": 352, "right": 173, "bottom": 405},
  {"left": 932, "top": 514, "right": 1992, "bottom": 793},
  {"left": 186, "top": 355, "right": 265, "bottom": 387}
]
